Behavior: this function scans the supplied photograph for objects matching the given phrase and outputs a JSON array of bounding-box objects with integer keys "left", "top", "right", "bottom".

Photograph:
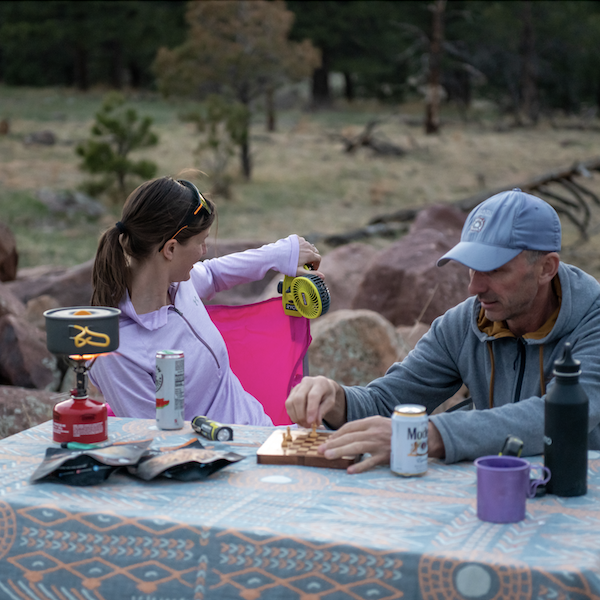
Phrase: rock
[
  {"left": 23, "top": 130, "right": 56, "bottom": 145},
  {"left": 410, "top": 202, "right": 467, "bottom": 235},
  {"left": 351, "top": 227, "right": 470, "bottom": 326},
  {"left": 0, "top": 119, "right": 9, "bottom": 135},
  {"left": 0, "top": 314, "right": 58, "bottom": 389},
  {"left": 25, "top": 294, "right": 61, "bottom": 330},
  {"left": 0, "top": 284, "right": 26, "bottom": 319},
  {"left": 5, "top": 258, "right": 94, "bottom": 307},
  {"left": 396, "top": 319, "right": 470, "bottom": 414},
  {"left": 204, "top": 239, "right": 270, "bottom": 260},
  {"left": 396, "top": 322, "right": 431, "bottom": 361},
  {"left": 0, "top": 222, "right": 18, "bottom": 282},
  {"left": 0, "top": 386, "right": 65, "bottom": 440},
  {"left": 36, "top": 188, "right": 106, "bottom": 218},
  {"left": 319, "top": 242, "right": 378, "bottom": 312},
  {"left": 308, "top": 309, "right": 400, "bottom": 387},
  {"left": 204, "top": 239, "right": 280, "bottom": 305}
]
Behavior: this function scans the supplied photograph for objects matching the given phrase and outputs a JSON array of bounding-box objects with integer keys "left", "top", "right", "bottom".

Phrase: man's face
[{"left": 468, "top": 252, "right": 542, "bottom": 325}]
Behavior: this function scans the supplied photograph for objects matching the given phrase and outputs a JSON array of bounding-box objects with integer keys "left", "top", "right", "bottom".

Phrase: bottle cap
[{"left": 553, "top": 342, "right": 581, "bottom": 376}]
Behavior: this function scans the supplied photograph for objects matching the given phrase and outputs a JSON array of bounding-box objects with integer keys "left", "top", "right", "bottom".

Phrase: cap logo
[{"left": 470, "top": 216, "right": 485, "bottom": 232}]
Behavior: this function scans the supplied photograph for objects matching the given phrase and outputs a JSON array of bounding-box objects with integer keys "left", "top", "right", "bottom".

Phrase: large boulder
[
  {"left": 396, "top": 321, "right": 470, "bottom": 412},
  {"left": 318, "top": 242, "right": 378, "bottom": 312},
  {"left": 25, "top": 294, "right": 61, "bottom": 331},
  {"left": 351, "top": 206, "right": 470, "bottom": 326},
  {"left": 5, "top": 258, "right": 94, "bottom": 307},
  {"left": 0, "top": 386, "right": 62, "bottom": 440},
  {"left": 0, "top": 222, "right": 18, "bottom": 282},
  {"left": 4, "top": 239, "right": 281, "bottom": 310},
  {"left": 410, "top": 202, "right": 467, "bottom": 236},
  {"left": 204, "top": 239, "right": 279, "bottom": 305},
  {"left": 396, "top": 322, "right": 431, "bottom": 361},
  {"left": 0, "top": 314, "right": 58, "bottom": 389},
  {"left": 0, "top": 287, "right": 62, "bottom": 405},
  {"left": 308, "top": 309, "right": 400, "bottom": 386},
  {"left": 0, "top": 283, "right": 26, "bottom": 319}
]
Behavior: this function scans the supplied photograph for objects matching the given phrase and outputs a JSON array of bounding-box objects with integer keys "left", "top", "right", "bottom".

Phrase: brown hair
[{"left": 91, "top": 177, "right": 216, "bottom": 307}]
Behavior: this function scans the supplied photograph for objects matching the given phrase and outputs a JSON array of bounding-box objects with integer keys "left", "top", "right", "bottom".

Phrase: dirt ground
[{"left": 1, "top": 103, "right": 600, "bottom": 276}]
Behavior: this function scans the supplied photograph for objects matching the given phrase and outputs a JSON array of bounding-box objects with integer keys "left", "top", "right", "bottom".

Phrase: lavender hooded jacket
[
  {"left": 89, "top": 235, "right": 300, "bottom": 425},
  {"left": 344, "top": 263, "right": 600, "bottom": 463}
]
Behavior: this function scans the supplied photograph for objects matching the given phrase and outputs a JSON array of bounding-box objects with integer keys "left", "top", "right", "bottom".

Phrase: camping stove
[{"left": 44, "top": 307, "right": 120, "bottom": 444}]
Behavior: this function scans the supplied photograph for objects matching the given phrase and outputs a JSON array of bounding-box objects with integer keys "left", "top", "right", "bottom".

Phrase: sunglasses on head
[{"left": 158, "top": 179, "right": 212, "bottom": 252}]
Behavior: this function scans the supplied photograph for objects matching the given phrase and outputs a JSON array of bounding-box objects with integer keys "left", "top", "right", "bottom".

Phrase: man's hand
[
  {"left": 285, "top": 376, "right": 346, "bottom": 429},
  {"left": 317, "top": 417, "right": 446, "bottom": 475},
  {"left": 319, "top": 416, "right": 392, "bottom": 474},
  {"left": 427, "top": 420, "right": 445, "bottom": 459}
]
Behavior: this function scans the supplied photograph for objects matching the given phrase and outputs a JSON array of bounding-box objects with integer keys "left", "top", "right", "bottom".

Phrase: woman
[{"left": 89, "top": 176, "right": 321, "bottom": 425}]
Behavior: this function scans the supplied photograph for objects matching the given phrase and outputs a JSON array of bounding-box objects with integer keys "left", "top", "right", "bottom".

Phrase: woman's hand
[{"left": 296, "top": 236, "right": 322, "bottom": 275}]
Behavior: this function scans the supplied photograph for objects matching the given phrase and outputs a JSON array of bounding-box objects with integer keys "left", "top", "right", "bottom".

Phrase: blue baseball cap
[{"left": 437, "top": 189, "right": 561, "bottom": 271}]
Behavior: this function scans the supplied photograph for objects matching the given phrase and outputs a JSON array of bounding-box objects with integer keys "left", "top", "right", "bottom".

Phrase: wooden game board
[{"left": 256, "top": 427, "right": 361, "bottom": 469}]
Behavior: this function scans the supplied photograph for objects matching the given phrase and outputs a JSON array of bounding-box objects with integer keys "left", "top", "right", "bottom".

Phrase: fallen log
[
  {"left": 317, "top": 156, "right": 600, "bottom": 247},
  {"left": 320, "top": 222, "right": 409, "bottom": 247},
  {"left": 373, "top": 157, "right": 600, "bottom": 240},
  {"left": 332, "top": 117, "right": 407, "bottom": 157}
]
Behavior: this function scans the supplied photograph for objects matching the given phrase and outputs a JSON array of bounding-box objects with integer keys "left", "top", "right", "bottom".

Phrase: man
[{"left": 286, "top": 189, "right": 600, "bottom": 473}]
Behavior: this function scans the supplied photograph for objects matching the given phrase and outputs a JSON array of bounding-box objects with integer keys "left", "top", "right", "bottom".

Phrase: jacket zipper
[
  {"left": 169, "top": 306, "right": 221, "bottom": 368},
  {"left": 513, "top": 338, "right": 526, "bottom": 403}
]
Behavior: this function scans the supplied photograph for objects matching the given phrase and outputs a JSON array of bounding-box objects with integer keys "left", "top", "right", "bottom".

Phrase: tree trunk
[
  {"left": 266, "top": 86, "right": 276, "bottom": 132},
  {"left": 73, "top": 45, "right": 89, "bottom": 91},
  {"left": 240, "top": 138, "right": 251, "bottom": 180},
  {"left": 425, "top": 0, "right": 446, "bottom": 134},
  {"left": 238, "top": 94, "right": 252, "bottom": 180},
  {"left": 343, "top": 71, "right": 355, "bottom": 102},
  {"left": 128, "top": 62, "right": 142, "bottom": 88},
  {"left": 518, "top": 1, "right": 538, "bottom": 125},
  {"left": 107, "top": 40, "right": 124, "bottom": 89},
  {"left": 311, "top": 48, "right": 331, "bottom": 108}
]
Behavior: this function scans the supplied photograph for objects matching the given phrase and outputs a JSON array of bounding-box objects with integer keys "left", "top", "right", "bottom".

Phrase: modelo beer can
[
  {"left": 155, "top": 350, "right": 185, "bottom": 430},
  {"left": 391, "top": 404, "right": 428, "bottom": 476}
]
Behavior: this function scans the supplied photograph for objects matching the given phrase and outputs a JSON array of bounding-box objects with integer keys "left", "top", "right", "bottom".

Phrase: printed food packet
[
  {"left": 127, "top": 438, "right": 245, "bottom": 481},
  {"left": 30, "top": 440, "right": 152, "bottom": 486}
]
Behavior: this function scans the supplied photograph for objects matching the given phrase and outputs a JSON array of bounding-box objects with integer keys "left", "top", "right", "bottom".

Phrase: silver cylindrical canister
[
  {"left": 155, "top": 350, "right": 185, "bottom": 430},
  {"left": 391, "top": 404, "right": 428, "bottom": 476}
]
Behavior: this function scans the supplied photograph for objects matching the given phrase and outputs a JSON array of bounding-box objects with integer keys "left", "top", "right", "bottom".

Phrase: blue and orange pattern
[{"left": 1, "top": 418, "right": 599, "bottom": 599}]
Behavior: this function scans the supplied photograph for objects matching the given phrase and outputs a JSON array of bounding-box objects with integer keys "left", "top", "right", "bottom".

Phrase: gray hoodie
[{"left": 343, "top": 262, "right": 600, "bottom": 463}]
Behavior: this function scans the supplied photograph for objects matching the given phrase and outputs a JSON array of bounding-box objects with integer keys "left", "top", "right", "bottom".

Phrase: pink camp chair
[
  {"left": 106, "top": 296, "right": 311, "bottom": 425},
  {"left": 206, "top": 297, "right": 311, "bottom": 425}
]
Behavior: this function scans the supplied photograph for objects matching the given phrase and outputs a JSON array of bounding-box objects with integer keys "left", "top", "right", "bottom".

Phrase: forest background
[{"left": 2, "top": 0, "right": 600, "bottom": 279}]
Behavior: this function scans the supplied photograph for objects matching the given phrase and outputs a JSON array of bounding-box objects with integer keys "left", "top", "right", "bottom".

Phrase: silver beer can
[
  {"left": 391, "top": 404, "right": 428, "bottom": 476},
  {"left": 155, "top": 350, "right": 185, "bottom": 430}
]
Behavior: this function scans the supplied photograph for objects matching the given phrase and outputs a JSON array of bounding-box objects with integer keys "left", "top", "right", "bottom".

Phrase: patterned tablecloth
[{"left": 1, "top": 418, "right": 599, "bottom": 600}]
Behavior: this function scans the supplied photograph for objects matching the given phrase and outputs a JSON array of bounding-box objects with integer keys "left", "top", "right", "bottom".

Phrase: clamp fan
[{"left": 278, "top": 269, "right": 330, "bottom": 319}]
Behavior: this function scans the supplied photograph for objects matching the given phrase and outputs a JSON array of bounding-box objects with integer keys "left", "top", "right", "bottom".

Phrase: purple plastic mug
[{"left": 475, "top": 455, "right": 551, "bottom": 523}]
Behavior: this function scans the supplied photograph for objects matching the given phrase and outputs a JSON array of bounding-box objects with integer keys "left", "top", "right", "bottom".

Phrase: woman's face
[{"left": 171, "top": 228, "right": 211, "bottom": 282}]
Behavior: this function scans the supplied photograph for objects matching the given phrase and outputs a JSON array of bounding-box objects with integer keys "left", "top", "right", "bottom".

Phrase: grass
[
  {"left": 0, "top": 188, "right": 109, "bottom": 267},
  {"left": 2, "top": 84, "right": 600, "bottom": 277}
]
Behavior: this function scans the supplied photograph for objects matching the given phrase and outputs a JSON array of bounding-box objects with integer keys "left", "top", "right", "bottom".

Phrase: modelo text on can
[
  {"left": 155, "top": 350, "right": 185, "bottom": 430},
  {"left": 391, "top": 404, "right": 428, "bottom": 477}
]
